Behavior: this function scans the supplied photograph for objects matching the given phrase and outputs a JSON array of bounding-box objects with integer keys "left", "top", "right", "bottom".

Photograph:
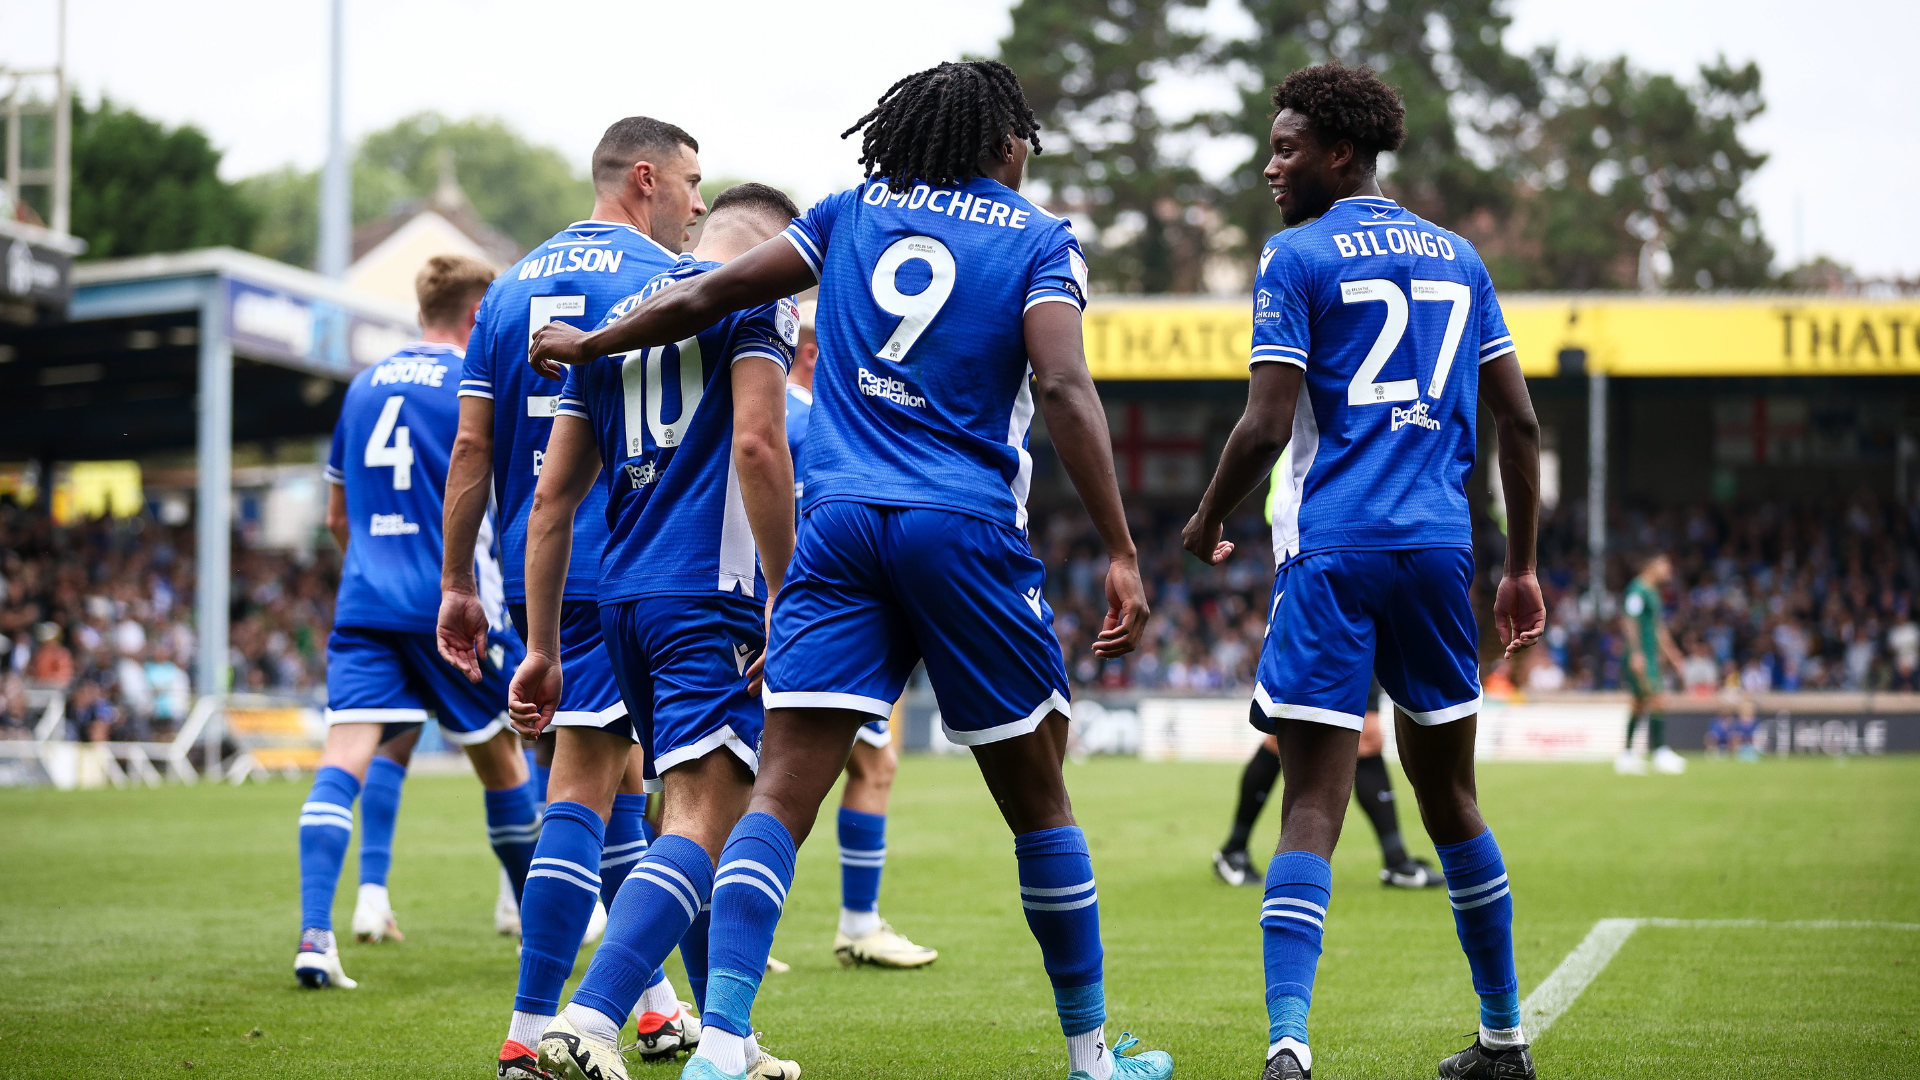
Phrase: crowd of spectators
[
  {"left": 1037, "top": 493, "right": 1920, "bottom": 697},
  {"left": 0, "top": 505, "right": 338, "bottom": 742}
]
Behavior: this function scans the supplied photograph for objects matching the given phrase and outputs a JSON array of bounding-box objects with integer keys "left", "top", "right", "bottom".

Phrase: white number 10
[
  {"left": 869, "top": 235, "right": 956, "bottom": 362},
  {"left": 1340, "top": 278, "right": 1471, "bottom": 406}
]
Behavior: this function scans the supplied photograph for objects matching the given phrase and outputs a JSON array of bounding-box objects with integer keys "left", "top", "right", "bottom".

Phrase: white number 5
[
  {"left": 870, "top": 235, "right": 956, "bottom": 362},
  {"left": 1340, "top": 278, "right": 1471, "bottom": 406}
]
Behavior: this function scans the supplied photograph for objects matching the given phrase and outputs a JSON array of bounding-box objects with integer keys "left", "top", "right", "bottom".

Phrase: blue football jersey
[
  {"left": 781, "top": 176, "right": 1088, "bottom": 531},
  {"left": 1256, "top": 196, "right": 1514, "bottom": 564},
  {"left": 557, "top": 261, "right": 800, "bottom": 603},
  {"left": 784, "top": 383, "right": 812, "bottom": 499},
  {"left": 327, "top": 343, "right": 510, "bottom": 634},
  {"left": 459, "top": 221, "right": 685, "bottom": 603}
]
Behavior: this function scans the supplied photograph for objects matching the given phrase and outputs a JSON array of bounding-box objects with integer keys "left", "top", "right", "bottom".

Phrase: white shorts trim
[
  {"left": 324, "top": 707, "right": 429, "bottom": 726},
  {"left": 941, "top": 690, "right": 1071, "bottom": 747},
  {"left": 653, "top": 724, "right": 760, "bottom": 777},
  {"left": 762, "top": 690, "right": 895, "bottom": 719},
  {"left": 440, "top": 713, "right": 511, "bottom": 746},
  {"left": 551, "top": 702, "right": 631, "bottom": 728},
  {"left": 854, "top": 721, "right": 892, "bottom": 748},
  {"left": 1252, "top": 683, "right": 1364, "bottom": 731},
  {"left": 1391, "top": 694, "right": 1483, "bottom": 726}
]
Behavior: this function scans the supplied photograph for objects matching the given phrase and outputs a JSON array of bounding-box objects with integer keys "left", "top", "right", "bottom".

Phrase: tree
[
  {"left": 236, "top": 161, "right": 409, "bottom": 270},
  {"left": 996, "top": 0, "right": 1217, "bottom": 293},
  {"left": 357, "top": 113, "right": 593, "bottom": 251},
  {"left": 1513, "top": 55, "right": 1772, "bottom": 290},
  {"left": 69, "top": 96, "right": 255, "bottom": 259}
]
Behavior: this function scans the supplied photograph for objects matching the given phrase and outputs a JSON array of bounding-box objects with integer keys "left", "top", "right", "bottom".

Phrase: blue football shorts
[
  {"left": 855, "top": 718, "right": 892, "bottom": 748},
  {"left": 600, "top": 592, "right": 765, "bottom": 791},
  {"left": 764, "top": 502, "right": 1071, "bottom": 747},
  {"left": 509, "top": 600, "right": 629, "bottom": 734},
  {"left": 1252, "top": 547, "right": 1482, "bottom": 732},
  {"left": 325, "top": 623, "right": 525, "bottom": 745}
]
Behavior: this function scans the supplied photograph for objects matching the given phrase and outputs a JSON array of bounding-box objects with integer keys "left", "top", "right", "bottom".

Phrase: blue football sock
[
  {"left": 1434, "top": 828, "right": 1521, "bottom": 1031},
  {"left": 525, "top": 748, "right": 551, "bottom": 815},
  {"left": 838, "top": 807, "right": 885, "bottom": 914},
  {"left": 572, "top": 834, "right": 714, "bottom": 1024},
  {"left": 702, "top": 812, "right": 796, "bottom": 1038},
  {"left": 680, "top": 905, "right": 711, "bottom": 1013},
  {"left": 601, "top": 793, "right": 651, "bottom": 910},
  {"left": 485, "top": 781, "right": 542, "bottom": 902},
  {"left": 357, "top": 756, "right": 406, "bottom": 887},
  {"left": 1015, "top": 826, "right": 1106, "bottom": 1037},
  {"left": 513, "top": 801, "right": 604, "bottom": 1015},
  {"left": 1261, "top": 850, "right": 1332, "bottom": 1047},
  {"left": 298, "top": 766, "right": 360, "bottom": 932}
]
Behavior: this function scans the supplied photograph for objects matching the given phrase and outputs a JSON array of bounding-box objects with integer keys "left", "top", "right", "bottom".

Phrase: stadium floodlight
[
  {"left": 317, "top": 0, "right": 350, "bottom": 279},
  {"left": 1, "top": 0, "right": 71, "bottom": 237}
]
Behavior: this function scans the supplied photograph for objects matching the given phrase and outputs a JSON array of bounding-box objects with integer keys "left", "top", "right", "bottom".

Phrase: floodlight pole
[
  {"left": 195, "top": 283, "right": 232, "bottom": 701},
  {"left": 50, "top": 0, "right": 69, "bottom": 235},
  {"left": 317, "top": 0, "right": 350, "bottom": 278},
  {"left": 1587, "top": 368, "right": 1608, "bottom": 660}
]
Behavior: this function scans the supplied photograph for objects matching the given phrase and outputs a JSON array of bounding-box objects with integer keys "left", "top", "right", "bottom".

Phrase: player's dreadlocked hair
[
  {"left": 841, "top": 61, "right": 1042, "bottom": 193},
  {"left": 1270, "top": 63, "right": 1406, "bottom": 169}
]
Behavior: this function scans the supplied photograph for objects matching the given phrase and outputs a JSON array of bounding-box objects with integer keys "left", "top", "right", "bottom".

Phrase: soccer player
[
  {"left": 1214, "top": 679, "right": 1442, "bottom": 890},
  {"left": 294, "top": 254, "right": 538, "bottom": 991},
  {"left": 1617, "top": 552, "right": 1688, "bottom": 775},
  {"left": 784, "top": 300, "right": 938, "bottom": 970},
  {"left": 435, "top": 116, "right": 707, "bottom": 1076},
  {"left": 1180, "top": 64, "right": 1546, "bottom": 1079},
  {"left": 531, "top": 60, "right": 1175, "bottom": 1080},
  {"left": 349, "top": 726, "right": 417, "bottom": 942},
  {"left": 520, "top": 182, "right": 804, "bottom": 1080}
]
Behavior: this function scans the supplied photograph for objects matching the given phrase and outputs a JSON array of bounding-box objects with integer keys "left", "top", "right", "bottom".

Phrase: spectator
[{"left": 28, "top": 623, "right": 73, "bottom": 688}]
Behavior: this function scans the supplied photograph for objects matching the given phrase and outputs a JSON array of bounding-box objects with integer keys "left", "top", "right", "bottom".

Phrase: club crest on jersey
[{"left": 1390, "top": 400, "right": 1442, "bottom": 432}]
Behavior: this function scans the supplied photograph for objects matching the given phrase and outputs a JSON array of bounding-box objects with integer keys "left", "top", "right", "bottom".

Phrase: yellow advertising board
[{"left": 1082, "top": 295, "right": 1920, "bottom": 379}]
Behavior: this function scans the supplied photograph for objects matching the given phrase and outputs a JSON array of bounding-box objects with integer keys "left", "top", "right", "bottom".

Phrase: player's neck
[
  {"left": 586, "top": 195, "right": 651, "bottom": 237},
  {"left": 1335, "top": 171, "right": 1385, "bottom": 203},
  {"left": 419, "top": 325, "right": 469, "bottom": 350}
]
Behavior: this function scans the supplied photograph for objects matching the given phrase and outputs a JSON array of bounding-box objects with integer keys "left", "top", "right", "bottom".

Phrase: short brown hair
[
  {"left": 592, "top": 116, "right": 699, "bottom": 192},
  {"left": 415, "top": 254, "right": 494, "bottom": 329}
]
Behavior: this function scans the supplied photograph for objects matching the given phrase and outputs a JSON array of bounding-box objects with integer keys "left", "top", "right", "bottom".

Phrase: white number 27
[{"left": 1339, "top": 278, "right": 1471, "bottom": 406}]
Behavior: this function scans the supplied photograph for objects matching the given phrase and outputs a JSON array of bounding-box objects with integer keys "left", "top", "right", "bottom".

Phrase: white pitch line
[{"left": 1521, "top": 918, "right": 1920, "bottom": 1039}]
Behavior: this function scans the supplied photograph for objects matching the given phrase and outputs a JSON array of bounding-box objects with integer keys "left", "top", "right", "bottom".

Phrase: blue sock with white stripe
[
  {"left": 838, "top": 806, "right": 885, "bottom": 931},
  {"left": 700, "top": 811, "right": 795, "bottom": 1040},
  {"left": 1435, "top": 828, "right": 1521, "bottom": 1039},
  {"left": 357, "top": 756, "right": 405, "bottom": 887},
  {"left": 514, "top": 800, "right": 603, "bottom": 1016},
  {"left": 600, "top": 793, "right": 651, "bottom": 909},
  {"left": 680, "top": 905, "right": 711, "bottom": 1013},
  {"left": 1261, "top": 851, "right": 1331, "bottom": 1057},
  {"left": 485, "top": 782, "right": 541, "bottom": 903},
  {"left": 297, "top": 766, "right": 360, "bottom": 932},
  {"left": 1015, "top": 827, "right": 1106, "bottom": 1040},
  {"left": 571, "top": 833, "right": 714, "bottom": 1025}
]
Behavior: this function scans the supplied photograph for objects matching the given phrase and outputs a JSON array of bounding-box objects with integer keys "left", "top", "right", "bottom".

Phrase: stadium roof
[{"left": 0, "top": 246, "right": 417, "bottom": 459}]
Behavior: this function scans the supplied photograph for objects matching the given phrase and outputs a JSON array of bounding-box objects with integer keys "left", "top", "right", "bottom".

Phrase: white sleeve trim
[
  {"left": 1023, "top": 295, "right": 1084, "bottom": 313},
  {"left": 323, "top": 466, "right": 345, "bottom": 484},
  {"left": 554, "top": 406, "right": 590, "bottom": 420},
  {"left": 1478, "top": 345, "right": 1516, "bottom": 365},
  {"left": 456, "top": 388, "right": 495, "bottom": 400},
  {"left": 1479, "top": 335, "right": 1514, "bottom": 354},
  {"left": 1250, "top": 355, "right": 1308, "bottom": 370},
  {"left": 731, "top": 347, "right": 789, "bottom": 368},
  {"left": 780, "top": 228, "right": 822, "bottom": 280},
  {"left": 1252, "top": 343, "right": 1308, "bottom": 358}
]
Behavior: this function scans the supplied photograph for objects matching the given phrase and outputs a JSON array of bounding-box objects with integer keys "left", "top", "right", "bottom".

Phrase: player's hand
[
  {"left": 528, "top": 320, "right": 589, "bottom": 380},
  {"left": 1094, "top": 555, "right": 1150, "bottom": 658},
  {"left": 1180, "top": 513, "right": 1234, "bottom": 565},
  {"left": 1493, "top": 571, "right": 1545, "bottom": 658},
  {"left": 507, "top": 651, "right": 564, "bottom": 736},
  {"left": 743, "top": 598, "right": 772, "bottom": 696},
  {"left": 435, "top": 588, "right": 489, "bottom": 684}
]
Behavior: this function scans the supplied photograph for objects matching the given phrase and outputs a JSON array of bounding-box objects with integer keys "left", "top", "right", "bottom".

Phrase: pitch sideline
[{"left": 1521, "top": 918, "right": 1920, "bottom": 1038}]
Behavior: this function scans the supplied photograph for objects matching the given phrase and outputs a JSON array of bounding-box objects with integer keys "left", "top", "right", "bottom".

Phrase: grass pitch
[{"left": 2, "top": 752, "right": 1916, "bottom": 1079}]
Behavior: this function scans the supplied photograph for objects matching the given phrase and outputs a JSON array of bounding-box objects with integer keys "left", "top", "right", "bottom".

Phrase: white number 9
[{"left": 869, "top": 235, "right": 956, "bottom": 363}]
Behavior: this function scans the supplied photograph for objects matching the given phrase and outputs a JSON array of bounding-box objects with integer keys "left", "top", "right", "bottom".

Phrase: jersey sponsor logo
[
  {"left": 369, "top": 360, "right": 449, "bottom": 387},
  {"left": 1331, "top": 227, "right": 1456, "bottom": 261},
  {"left": 515, "top": 247, "right": 626, "bottom": 281},
  {"left": 368, "top": 513, "right": 420, "bottom": 536},
  {"left": 622, "top": 459, "right": 659, "bottom": 490},
  {"left": 1389, "top": 400, "right": 1443, "bottom": 432},
  {"left": 860, "top": 181, "right": 1036, "bottom": 230},
  {"left": 857, "top": 367, "right": 927, "bottom": 408}
]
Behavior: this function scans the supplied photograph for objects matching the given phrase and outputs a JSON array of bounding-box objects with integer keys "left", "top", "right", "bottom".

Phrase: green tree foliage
[
  {"left": 236, "top": 161, "right": 409, "bottom": 269},
  {"left": 357, "top": 113, "right": 593, "bottom": 251},
  {"left": 69, "top": 96, "right": 255, "bottom": 259},
  {"left": 997, "top": 0, "right": 1216, "bottom": 293},
  {"left": 1513, "top": 55, "right": 1772, "bottom": 290}
]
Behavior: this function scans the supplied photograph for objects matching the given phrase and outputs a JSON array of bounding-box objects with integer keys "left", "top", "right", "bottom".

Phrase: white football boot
[
  {"left": 628, "top": 1000, "right": 702, "bottom": 1060},
  {"left": 496, "top": 866, "right": 522, "bottom": 936},
  {"left": 1613, "top": 749, "right": 1648, "bottom": 775},
  {"left": 537, "top": 1012, "right": 629, "bottom": 1080},
  {"left": 1652, "top": 746, "right": 1688, "bottom": 774},
  {"left": 581, "top": 899, "right": 607, "bottom": 946},
  {"left": 351, "top": 883, "right": 404, "bottom": 943},
  {"left": 834, "top": 919, "right": 938, "bottom": 968},
  {"left": 293, "top": 932, "right": 358, "bottom": 990}
]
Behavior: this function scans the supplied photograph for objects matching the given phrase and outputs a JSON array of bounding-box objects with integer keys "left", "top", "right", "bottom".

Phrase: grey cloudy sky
[{"left": 3, "top": 0, "right": 1914, "bottom": 277}]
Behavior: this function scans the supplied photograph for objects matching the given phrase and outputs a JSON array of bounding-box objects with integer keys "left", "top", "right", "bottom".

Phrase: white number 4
[
  {"left": 365, "top": 395, "right": 414, "bottom": 489},
  {"left": 1340, "top": 278, "right": 1471, "bottom": 407}
]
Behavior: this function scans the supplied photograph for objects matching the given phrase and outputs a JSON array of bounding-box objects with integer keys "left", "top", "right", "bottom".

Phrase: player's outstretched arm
[
  {"left": 527, "top": 239, "right": 816, "bottom": 379},
  {"left": 1482, "top": 352, "right": 1546, "bottom": 657},
  {"left": 509, "top": 414, "right": 601, "bottom": 734},
  {"left": 1183, "top": 362, "right": 1304, "bottom": 565},
  {"left": 730, "top": 356, "right": 796, "bottom": 694},
  {"left": 437, "top": 396, "right": 496, "bottom": 682},
  {"left": 1026, "top": 301, "right": 1148, "bottom": 658}
]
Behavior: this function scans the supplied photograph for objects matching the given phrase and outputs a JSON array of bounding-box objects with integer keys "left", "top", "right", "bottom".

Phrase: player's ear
[{"left": 629, "top": 159, "right": 654, "bottom": 197}]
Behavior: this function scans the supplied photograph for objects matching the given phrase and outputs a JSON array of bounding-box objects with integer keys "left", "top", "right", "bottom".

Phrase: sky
[{"left": 3, "top": 0, "right": 1915, "bottom": 278}]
